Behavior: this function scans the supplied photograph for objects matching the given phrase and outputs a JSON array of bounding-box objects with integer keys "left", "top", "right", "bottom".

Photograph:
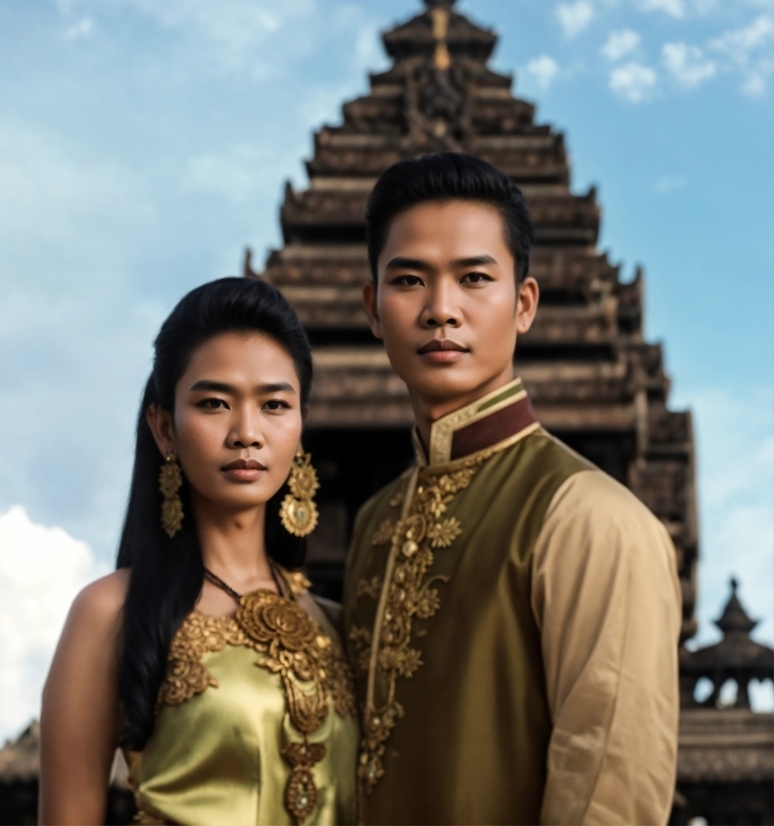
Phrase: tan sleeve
[{"left": 532, "top": 470, "right": 681, "bottom": 825}]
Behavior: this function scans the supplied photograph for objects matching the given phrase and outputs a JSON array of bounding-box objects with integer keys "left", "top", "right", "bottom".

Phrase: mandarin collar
[{"left": 412, "top": 377, "right": 537, "bottom": 467}]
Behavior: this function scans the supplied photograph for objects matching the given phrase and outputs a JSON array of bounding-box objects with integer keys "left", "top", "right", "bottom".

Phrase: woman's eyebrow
[
  {"left": 189, "top": 379, "right": 296, "bottom": 395},
  {"left": 189, "top": 379, "right": 236, "bottom": 394}
]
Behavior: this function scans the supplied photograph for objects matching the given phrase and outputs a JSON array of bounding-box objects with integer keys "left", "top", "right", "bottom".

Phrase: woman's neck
[{"left": 191, "top": 493, "right": 274, "bottom": 593}]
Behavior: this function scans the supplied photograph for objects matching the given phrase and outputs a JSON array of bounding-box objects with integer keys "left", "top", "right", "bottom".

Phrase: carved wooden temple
[
  {"left": 256, "top": 0, "right": 698, "bottom": 628},
  {"left": 248, "top": 0, "right": 773, "bottom": 823}
]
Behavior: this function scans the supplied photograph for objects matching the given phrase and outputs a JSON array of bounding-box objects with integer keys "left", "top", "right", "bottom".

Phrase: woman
[{"left": 39, "top": 278, "right": 358, "bottom": 825}]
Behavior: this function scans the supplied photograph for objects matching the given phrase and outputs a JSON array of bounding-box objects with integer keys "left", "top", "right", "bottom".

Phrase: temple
[
  {"left": 248, "top": 0, "right": 773, "bottom": 822},
  {"left": 253, "top": 0, "right": 698, "bottom": 643}
]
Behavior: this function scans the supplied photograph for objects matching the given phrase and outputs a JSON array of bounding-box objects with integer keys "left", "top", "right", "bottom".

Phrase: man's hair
[{"left": 365, "top": 152, "right": 534, "bottom": 283}]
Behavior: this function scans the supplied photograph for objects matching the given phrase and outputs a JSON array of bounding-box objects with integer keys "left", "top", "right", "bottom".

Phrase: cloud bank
[{"left": 0, "top": 506, "right": 107, "bottom": 742}]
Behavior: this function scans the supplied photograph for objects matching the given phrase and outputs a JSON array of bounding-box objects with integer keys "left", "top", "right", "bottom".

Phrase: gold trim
[{"left": 426, "top": 377, "right": 526, "bottom": 465}]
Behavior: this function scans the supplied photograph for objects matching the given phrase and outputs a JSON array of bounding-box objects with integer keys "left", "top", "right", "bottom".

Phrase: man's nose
[{"left": 420, "top": 282, "right": 461, "bottom": 328}]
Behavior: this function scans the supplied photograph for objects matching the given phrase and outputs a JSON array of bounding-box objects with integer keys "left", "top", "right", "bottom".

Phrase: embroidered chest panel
[
  {"left": 349, "top": 454, "right": 492, "bottom": 798},
  {"left": 158, "top": 591, "right": 356, "bottom": 824}
]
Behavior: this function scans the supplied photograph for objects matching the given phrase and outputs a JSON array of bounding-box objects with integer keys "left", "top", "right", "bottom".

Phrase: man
[{"left": 343, "top": 153, "right": 681, "bottom": 825}]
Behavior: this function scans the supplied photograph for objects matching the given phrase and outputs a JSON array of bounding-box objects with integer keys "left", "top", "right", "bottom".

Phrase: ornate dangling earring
[
  {"left": 159, "top": 452, "right": 184, "bottom": 538},
  {"left": 280, "top": 447, "right": 320, "bottom": 537}
]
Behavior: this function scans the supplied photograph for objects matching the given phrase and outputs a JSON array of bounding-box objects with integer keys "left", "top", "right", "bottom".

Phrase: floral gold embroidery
[
  {"left": 157, "top": 585, "right": 355, "bottom": 825},
  {"left": 427, "top": 517, "right": 462, "bottom": 548},
  {"left": 371, "top": 518, "right": 395, "bottom": 546},
  {"left": 348, "top": 625, "right": 373, "bottom": 675},
  {"left": 358, "top": 460, "right": 481, "bottom": 797},
  {"left": 356, "top": 575, "right": 383, "bottom": 601}
]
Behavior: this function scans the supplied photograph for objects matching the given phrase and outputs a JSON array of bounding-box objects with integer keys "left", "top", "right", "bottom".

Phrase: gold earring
[
  {"left": 280, "top": 447, "right": 319, "bottom": 537},
  {"left": 159, "top": 452, "right": 184, "bottom": 538}
]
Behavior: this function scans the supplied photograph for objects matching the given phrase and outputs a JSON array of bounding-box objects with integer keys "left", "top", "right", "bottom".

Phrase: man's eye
[
  {"left": 393, "top": 275, "right": 424, "bottom": 287},
  {"left": 264, "top": 399, "right": 291, "bottom": 411},
  {"left": 198, "top": 398, "right": 228, "bottom": 410},
  {"left": 460, "top": 272, "right": 491, "bottom": 284}
]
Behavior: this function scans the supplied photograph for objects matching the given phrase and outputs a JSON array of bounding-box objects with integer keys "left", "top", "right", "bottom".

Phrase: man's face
[{"left": 363, "top": 200, "right": 539, "bottom": 409}]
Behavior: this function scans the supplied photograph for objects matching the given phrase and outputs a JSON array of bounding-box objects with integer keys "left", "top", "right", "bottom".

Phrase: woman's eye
[
  {"left": 197, "top": 398, "right": 228, "bottom": 410},
  {"left": 263, "top": 399, "right": 291, "bottom": 411},
  {"left": 461, "top": 272, "right": 491, "bottom": 284}
]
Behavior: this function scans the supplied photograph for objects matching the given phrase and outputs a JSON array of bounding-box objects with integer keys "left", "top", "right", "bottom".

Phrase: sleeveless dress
[{"left": 124, "top": 569, "right": 359, "bottom": 825}]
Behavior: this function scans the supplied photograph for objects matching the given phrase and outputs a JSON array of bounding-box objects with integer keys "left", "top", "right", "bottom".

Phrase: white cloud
[
  {"left": 64, "top": 16, "right": 94, "bottom": 40},
  {"left": 654, "top": 174, "right": 688, "bottom": 192},
  {"left": 525, "top": 55, "right": 561, "bottom": 90},
  {"left": 555, "top": 1, "right": 595, "bottom": 40},
  {"left": 601, "top": 29, "right": 641, "bottom": 61},
  {"left": 710, "top": 13, "right": 774, "bottom": 61},
  {"left": 662, "top": 42, "right": 716, "bottom": 88},
  {"left": 609, "top": 61, "right": 658, "bottom": 102},
  {"left": 639, "top": 0, "right": 685, "bottom": 17},
  {"left": 62, "top": 0, "right": 316, "bottom": 74},
  {"left": 0, "top": 506, "right": 108, "bottom": 741},
  {"left": 710, "top": 14, "right": 774, "bottom": 97}
]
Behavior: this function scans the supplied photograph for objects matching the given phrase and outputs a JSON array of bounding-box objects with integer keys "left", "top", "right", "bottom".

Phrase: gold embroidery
[
  {"left": 159, "top": 613, "right": 249, "bottom": 706},
  {"left": 427, "top": 517, "right": 462, "bottom": 548},
  {"left": 371, "top": 518, "right": 395, "bottom": 546},
  {"left": 348, "top": 625, "right": 373, "bottom": 675},
  {"left": 388, "top": 489, "right": 404, "bottom": 508},
  {"left": 358, "top": 462, "right": 480, "bottom": 796},
  {"left": 285, "top": 569, "right": 313, "bottom": 596},
  {"left": 356, "top": 575, "right": 383, "bottom": 601},
  {"left": 158, "top": 589, "right": 355, "bottom": 825}
]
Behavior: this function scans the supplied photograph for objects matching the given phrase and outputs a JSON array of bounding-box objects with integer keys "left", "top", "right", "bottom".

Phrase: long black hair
[{"left": 116, "top": 277, "right": 312, "bottom": 750}]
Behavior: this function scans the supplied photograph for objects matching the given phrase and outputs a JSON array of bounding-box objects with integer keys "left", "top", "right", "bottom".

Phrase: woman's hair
[{"left": 116, "top": 276, "right": 312, "bottom": 750}]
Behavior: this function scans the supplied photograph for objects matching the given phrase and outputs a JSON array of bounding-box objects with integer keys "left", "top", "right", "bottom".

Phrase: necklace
[{"left": 203, "top": 565, "right": 283, "bottom": 602}]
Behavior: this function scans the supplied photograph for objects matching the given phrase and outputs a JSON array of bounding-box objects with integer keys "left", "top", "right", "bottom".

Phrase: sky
[{"left": 0, "top": 0, "right": 772, "bottom": 740}]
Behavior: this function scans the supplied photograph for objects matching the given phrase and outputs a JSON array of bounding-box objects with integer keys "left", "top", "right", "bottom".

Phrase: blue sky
[{"left": 0, "top": 0, "right": 772, "bottom": 737}]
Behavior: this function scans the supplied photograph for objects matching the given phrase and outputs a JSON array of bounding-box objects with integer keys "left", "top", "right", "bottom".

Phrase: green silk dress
[{"left": 125, "top": 569, "right": 359, "bottom": 826}]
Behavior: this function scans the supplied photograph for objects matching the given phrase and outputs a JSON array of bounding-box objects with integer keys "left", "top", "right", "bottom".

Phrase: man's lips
[
  {"left": 221, "top": 458, "right": 266, "bottom": 481},
  {"left": 417, "top": 339, "right": 470, "bottom": 362}
]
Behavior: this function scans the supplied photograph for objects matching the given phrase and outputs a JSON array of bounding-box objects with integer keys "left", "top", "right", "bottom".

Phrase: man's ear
[
  {"left": 362, "top": 281, "right": 384, "bottom": 340},
  {"left": 515, "top": 276, "right": 540, "bottom": 336},
  {"left": 146, "top": 404, "right": 176, "bottom": 458}
]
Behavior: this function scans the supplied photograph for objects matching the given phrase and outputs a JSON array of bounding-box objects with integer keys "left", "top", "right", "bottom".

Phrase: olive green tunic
[
  {"left": 126, "top": 570, "right": 359, "bottom": 826},
  {"left": 344, "top": 378, "right": 681, "bottom": 825}
]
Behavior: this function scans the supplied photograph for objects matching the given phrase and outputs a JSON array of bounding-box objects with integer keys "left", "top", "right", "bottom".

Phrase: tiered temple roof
[{"left": 253, "top": 0, "right": 698, "bottom": 640}]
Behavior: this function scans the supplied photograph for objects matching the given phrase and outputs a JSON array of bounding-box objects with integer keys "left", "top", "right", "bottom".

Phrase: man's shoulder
[{"left": 544, "top": 459, "right": 669, "bottom": 544}]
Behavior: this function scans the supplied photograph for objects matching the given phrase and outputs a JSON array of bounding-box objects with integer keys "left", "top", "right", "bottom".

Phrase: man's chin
[{"left": 401, "top": 366, "right": 483, "bottom": 404}]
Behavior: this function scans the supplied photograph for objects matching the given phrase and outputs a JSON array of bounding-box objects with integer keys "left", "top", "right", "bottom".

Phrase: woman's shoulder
[{"left": 68, "top": 568, "right": 130, "bottom": 631}]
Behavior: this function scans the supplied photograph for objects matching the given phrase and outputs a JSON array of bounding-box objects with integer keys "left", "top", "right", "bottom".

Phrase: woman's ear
[{"left": 146, "top": 404, "right": 176, "bottom": 457}]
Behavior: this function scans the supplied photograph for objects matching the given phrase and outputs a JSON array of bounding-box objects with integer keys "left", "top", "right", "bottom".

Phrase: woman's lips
[{"left": 221, "top": 458, "right": 266, "bottom": 482}]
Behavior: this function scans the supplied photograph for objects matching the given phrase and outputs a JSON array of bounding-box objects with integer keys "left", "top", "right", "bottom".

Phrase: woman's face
[{"left": 150, "top": 331, "right": 304, "bottom": 514}]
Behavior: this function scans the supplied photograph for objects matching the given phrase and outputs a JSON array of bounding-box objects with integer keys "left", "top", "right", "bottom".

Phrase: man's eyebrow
[
  {"left": 384, "top": 256, "right": 433, "bottom": 272},
  {"left": 453, "top": 255, "right": 498, "bottom": 267},
  {"left": 189, "top": 380, "right": 296, "bottom": 394}
]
